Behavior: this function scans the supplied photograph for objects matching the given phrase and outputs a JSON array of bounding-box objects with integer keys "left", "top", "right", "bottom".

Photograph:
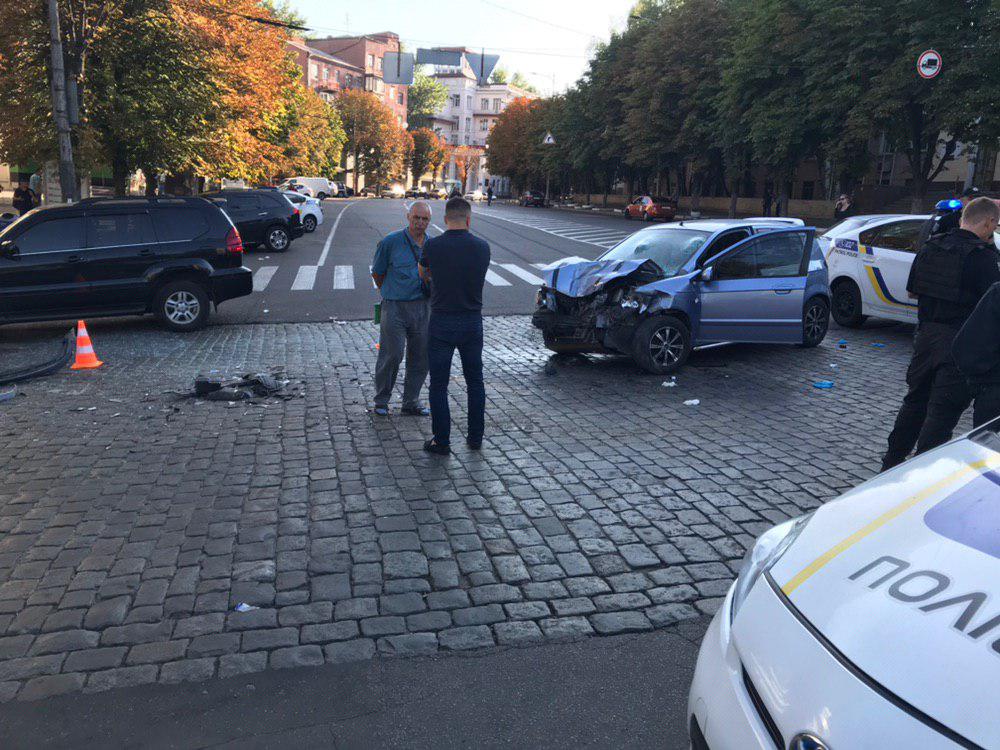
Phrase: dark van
[{"left": 0, "top": 197, "right": 252, "bottom": 331}]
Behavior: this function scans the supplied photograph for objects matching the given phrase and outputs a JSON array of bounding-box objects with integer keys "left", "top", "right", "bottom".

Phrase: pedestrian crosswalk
[
  {"left": 474, "top": 206, "right": 638, "bottom": 248},
  {"left": 249, "top": 259, "right": 578, "bottom": 293}
]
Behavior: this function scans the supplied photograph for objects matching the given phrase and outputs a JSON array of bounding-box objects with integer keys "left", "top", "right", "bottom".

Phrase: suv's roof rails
[{"left": 75, "top": 196, "right": 207, "bottom": 207}]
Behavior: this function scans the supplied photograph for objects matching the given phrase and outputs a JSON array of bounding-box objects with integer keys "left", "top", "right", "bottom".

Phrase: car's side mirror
[
  {"left": 700, "top": 265, "right": 714, "bottom": 282},
  {"left": 0, "top": 240, "right": 19, "bottom": 259}
]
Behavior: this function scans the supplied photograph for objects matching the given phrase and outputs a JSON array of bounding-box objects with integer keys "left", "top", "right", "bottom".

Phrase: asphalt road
[{"left": 215, "top": 199, "right": 642, "bottom": 325}]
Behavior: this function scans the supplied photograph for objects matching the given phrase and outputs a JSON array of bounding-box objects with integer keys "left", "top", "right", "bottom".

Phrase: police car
[
  {"left": 824, "top": 214, "right": 929, "bottom": 327},
  {"left": 688, "top": 420, "right": 1000, "bottom": 749}
]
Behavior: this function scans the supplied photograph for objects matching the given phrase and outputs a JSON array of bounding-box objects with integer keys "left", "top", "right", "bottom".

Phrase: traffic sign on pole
[
  {"left": 917, "top": 49, "right": 942, "bottom": 79},
  {"left": 542, "top": 132, "right": 556, "bottom": 145}
]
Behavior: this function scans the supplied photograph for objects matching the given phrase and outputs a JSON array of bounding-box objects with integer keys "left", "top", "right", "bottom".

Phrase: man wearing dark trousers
[
  {"left": 953, "top": 281, "right": 1000, "bottom": 427},
  {"left": 419, "top": 197, "right": 490, "bottom": 455},
  {"left": 881, "top": 197, "right": 1000, "bottom": 471}
]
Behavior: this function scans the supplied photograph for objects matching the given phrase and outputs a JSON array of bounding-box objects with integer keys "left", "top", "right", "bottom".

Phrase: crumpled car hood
[{"left": 539, "top": 258, "right": 662, "bottom": 298}]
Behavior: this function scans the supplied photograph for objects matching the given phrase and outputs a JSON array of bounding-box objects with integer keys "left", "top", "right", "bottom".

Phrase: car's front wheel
[
  {"left": 265, "top": 225, "right": 290, "bottom": 252},
  {"left": 316, "top": 192, "right": 328, "bottom": 201},
  {"left": 154, "top": 279, "right": 210, "bottom": 332},
  {"left": 631, "top": 316, "right": 692, "bottom": 374},
  {"left": 831, "top": 279, "right": 866, "bottom": 328},
  {"left": 801, "top": 296, "right": 830, "bottom": 348},
  {"left": 302, "top": 214, "right": 317, "bottom": 233}
]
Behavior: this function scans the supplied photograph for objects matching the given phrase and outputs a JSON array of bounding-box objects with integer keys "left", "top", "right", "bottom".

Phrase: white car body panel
[
  {"left": 279, "top": 177, "right": 335, "bottom": 198},
  {"left": 691, "top": 430, "right": 1000, "bottom": 748},
  {"left": 824, "top": 214, "right": 930, "bottom": 325},
  {"left": 281, "top": 192, "right": 322, "bottom": 230}
]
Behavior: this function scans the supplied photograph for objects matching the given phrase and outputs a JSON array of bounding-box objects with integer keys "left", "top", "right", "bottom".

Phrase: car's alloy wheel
[
  {"left": 267, "top": 227, "right": 289, "bottom": 251},
  {"left": 649, "top": 325, "right": 684, "bottom": 366},
  {"left": 303, "top": 215, "right": 317, "bottom": 232},
  {"left": 164, "top": 291, "right": 201, "bottom": 326},
  {"left": 802, "top": 298, "right": 830, "bottom": 347},
  {"left": 632, "top": 316, "right": 692, "bottom": 374}
]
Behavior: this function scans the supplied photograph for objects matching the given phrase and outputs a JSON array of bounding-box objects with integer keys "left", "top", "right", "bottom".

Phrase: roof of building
[{"left": 287, "top": 40, "right": 363, "bottom": 71}]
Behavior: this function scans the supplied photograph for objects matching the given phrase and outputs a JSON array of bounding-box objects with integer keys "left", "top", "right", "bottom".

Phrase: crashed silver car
[{"left": 532, "top": 219, "right": 831, "bottom": 374}]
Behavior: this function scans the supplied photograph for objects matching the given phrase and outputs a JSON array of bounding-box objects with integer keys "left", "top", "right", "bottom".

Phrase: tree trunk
[
  {"left": 910, "top": 179, "right": 927, "bottom": 215},
  {"left": 690, "top": 173, "right": 703, "bottom": 215},
  {"left": 112, "top": 154, "right": 129, "bottom": 197},
  {"left": 728, "top": 182, "right": 739, "bottom": 218},
  {"left": 46, "top": 0, "right": 78, "bottom": 203},
  {"left": 143, "top": 169, "right": 158, "bottom": 197}
]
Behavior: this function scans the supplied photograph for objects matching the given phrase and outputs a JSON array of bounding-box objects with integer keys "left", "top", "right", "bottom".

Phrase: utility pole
[{"left": 46, "top": 0, "right": 77, "bottom": 203}]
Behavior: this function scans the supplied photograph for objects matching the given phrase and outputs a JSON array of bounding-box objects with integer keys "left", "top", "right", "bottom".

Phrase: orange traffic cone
[{"left": 71, "top": 321, "right": 103, "bottom": 370}]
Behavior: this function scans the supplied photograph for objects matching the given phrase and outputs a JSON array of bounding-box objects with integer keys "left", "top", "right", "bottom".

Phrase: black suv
[
  {"left": 0, "top": 197, "right": 252, "bottom": 331},
  {"left": 520, "top": 190, "right": 545, "bottom": 207},
  {"left": 201, "top": 189, "right": 303, "bottom": 252}
]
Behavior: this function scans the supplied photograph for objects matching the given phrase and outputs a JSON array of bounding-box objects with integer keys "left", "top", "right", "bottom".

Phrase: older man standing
[{"left": 371, "top": 201, "right": 432, "bottom": 416}]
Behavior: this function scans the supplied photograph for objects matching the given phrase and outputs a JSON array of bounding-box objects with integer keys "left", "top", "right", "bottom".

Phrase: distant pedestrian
[
  {"left": 762, "top": 187, "right": 773, "bottom": 217},
  {"left": 28, "top": 169, "right": 42, "bottom": 204},
  {"left": 419, "top": 197, "right": 490, "bottom": 454},
  {"left": 12, "top": 180, "right": 36, "bottom": 216},
  {"left": 881, "top": 197, "right": 1000, "bottom": 470},
  {"left": 834, "top": 194, "right": 854, "bottom": 221},
  {"left": 370, "top": 201, "right": 433, "bottom": 417},
  {"left": 486, "top": 184, "right": 494, "bottom": 207},
  {"left": 953, "top": 281, "right": 1000, "bottom": 427}
]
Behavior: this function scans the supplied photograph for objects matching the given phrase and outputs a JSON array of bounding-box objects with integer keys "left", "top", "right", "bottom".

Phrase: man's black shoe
[
  {"left": 467, "top": 440, "right": 482, "bottom": 450},
  {"left": 401, "top": 406, "right": 431, "bottom": 416},
  {"left": 423, "top": 439, "right": 450, "bottom": 455}
]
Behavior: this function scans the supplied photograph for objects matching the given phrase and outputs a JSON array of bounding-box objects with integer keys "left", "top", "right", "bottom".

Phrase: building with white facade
[{"left": 426, "top": 50, "right": 537, "bottom": 196}]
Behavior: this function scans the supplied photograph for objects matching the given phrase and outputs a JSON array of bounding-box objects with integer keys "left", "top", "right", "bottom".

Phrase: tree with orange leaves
[{"left": 452, "top": 145, "right": 483, "bottom": 192}]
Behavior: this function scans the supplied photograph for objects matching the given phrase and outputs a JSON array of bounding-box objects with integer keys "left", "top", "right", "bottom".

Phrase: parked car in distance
[
  {"left": 282, "top": 191, "right": 323, "bottom": 233},
  {"left": 334, "top": 182, "right": 352, "bottom": 198},
  {"left": 532, "top": 219, "right": 827, "bottom": 374},
  {"left": 202, "top": 189, "right": 304, "bottom": 253},
  {"left": 277, "top": 177, "right": 335, "bottom": 200},
  {"left": 520, "top": 190, "right": 545, "bottom": 207},
  {"left": 623, "top": 195, "right": 676, "bottom": 222},
  {"left": 464, "top": 189, "right": 484, "bottom": 202},
  {"left": 689, "top": 418, "right": 1000, "bottom": 749},
  {"left": 0, "top": 197, "right": 251, "bottom": 331},
  {"left": 358, "top": 187, "right": 377, "bottom": 198},
  {"left": 405, "top": 188, "right": 427, "bottom": 199},
  {"left": 824, "top": 213, "right": 929, "bottom": 327},
  {"left": 379, "top": 184, "right": 406, "bottom": 199},
  {"left": 428, "top": 187, "right": 448, "bottom": 200}
]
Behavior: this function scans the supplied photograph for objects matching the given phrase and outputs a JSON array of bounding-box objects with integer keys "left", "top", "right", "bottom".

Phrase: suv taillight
[
  {"left": 292, "top": 207, "right": 300, "bottom": 218},
  {"left": 225, "top": 227, "right": 243, "bottom": 254}
]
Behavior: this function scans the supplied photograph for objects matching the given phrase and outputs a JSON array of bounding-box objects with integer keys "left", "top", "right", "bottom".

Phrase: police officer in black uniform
[
  {"left": 916, "top": 186, "right": 980, "bottom": 252},
  {"left": 881, "top": 197, "right": 1000, "bottom": 471}
]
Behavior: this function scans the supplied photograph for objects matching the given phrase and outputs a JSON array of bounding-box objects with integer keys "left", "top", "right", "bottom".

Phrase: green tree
[
  {"left": 407, "top": 71, "right": 448, "bottom": 130},
  {"left": 490, "top": 67, "right": 509, "bottom": 85},
  {"left": 510, "top": 72, "right": 538, "bottom": 94}
]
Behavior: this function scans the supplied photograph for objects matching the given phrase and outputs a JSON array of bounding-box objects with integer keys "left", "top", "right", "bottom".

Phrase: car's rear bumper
[
  {"left": 290, "top": 224, "right": 305, "bottom": 239},
  {"left": 211, "top": 267, "right": 253, "bottom": 304}
]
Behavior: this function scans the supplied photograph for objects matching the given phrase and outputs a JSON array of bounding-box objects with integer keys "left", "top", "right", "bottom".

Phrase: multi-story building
[
  {"left": 287, "top": 38, "right": 363, "bottom": 103},
  {"left": 426, "top": 50, "right": 537, "bottom": 196},
  {"left": 306, "top": 32, "right": 408, "bottom": 127}
]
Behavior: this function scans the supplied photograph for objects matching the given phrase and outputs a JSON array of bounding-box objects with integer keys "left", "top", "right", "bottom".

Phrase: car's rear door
[
  {"left": 698, "top": 229, "right": 814, "bottom": 344},
  {"left": 857, "top": 219, "right": 921, "bottom": 321},
  {"left": 0, "top": 214, "right": 88, "bottom": 318},
  {"left": 83, "top": 210, "right": 159, "bottom": 311}
]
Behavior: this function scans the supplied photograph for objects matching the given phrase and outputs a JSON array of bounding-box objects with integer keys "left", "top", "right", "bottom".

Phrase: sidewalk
[{"left": 0, "top": 618, "right": 709, "bottom": 749}]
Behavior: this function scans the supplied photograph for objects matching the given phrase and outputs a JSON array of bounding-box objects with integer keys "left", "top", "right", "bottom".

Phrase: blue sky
[{"left": 288, "top": 0, "right": 637, "bottom": 94}]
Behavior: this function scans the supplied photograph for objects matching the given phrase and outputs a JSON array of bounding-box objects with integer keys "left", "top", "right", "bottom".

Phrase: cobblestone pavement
[{"left": 0, "top": 316, "right": 932, "bottom": 702}]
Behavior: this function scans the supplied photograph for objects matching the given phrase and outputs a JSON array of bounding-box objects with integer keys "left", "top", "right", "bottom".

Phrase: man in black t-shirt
[
  {"left": 418, "top": 197, "right": 490, "bottom": 454},
  {"left": 12, "top": 180, "right": 36, "bottom": 216}
]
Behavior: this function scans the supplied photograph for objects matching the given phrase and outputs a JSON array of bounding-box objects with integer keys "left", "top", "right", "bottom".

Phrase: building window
[
  {"left": 801, "top": 181, "right": 815, "bottom": 200},
  {"left": 367, "top": 54, "right": 375, "bottom": 68},
  {"left": 481, "top": 98, "right": 488, "bottom": 110},
  {"left": 465, "top": 117, "right": 471, "bottom": 132},
  {"left": 451, "top": 94, "right": 461, "bottom": 107},
  {"left": 336, "top": 70, "right": 342, "bottom": 82},
  {"left": 310, "top": 63, "right": 318, "bottom": 80},
  {"left": 397, "top": 91, "right": 404, "bottom": 105},
  {"left": 493, "top": 98, "right": 501, "bottom": 111},
  {"left": 466, "top": 95, "right": 472, "bottom": 109},
  {"left": 480, "top": 120, "right": 488, "bottom": 132},
  {"left": 322, "top": 67, "right": 329, "bottom": 80},
  {"left": 376, "top": 56, "right": 383, "bottom": 71}
]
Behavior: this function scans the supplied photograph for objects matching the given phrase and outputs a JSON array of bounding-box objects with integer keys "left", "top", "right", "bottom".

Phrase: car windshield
[
  {"left": 823, "top": 216, "right": 883, "bottom": 237},
  {"left": 600, "top": 228, "right": 711, "bottom": 275}
]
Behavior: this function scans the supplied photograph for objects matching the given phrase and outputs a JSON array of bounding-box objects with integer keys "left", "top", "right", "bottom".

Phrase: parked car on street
[
  {"left": 282, "top": 191, "right": 323, "bottom": 233},
  {"left": 202, "top": 189, "right": 303, "bottom": 252},
  {"left": 623, "top": 195, "right": 676, "bottom": 222},
  {"left": 464, "top": 189, "right": 484, "bottom": 202},
  {"left": 380, "top": 184, "right": 406, "bottom": 199},
  {"left": 429, "top": 187, "right": 448, "bottom": 200},
  {"left": 405, "top": 188, "right": 427, "bottom": 199},
  {"left": 824, "top": 213, "right": 929, "bottom": 327},
  {"left": 276, "top": 177, "right": 335, "bottom": 200},
  {"left": 688, "top": 417, "right": 1000, "bottom": 749},
  {"left": 532, "top": 218, "right": 827, "bottom": 374},
  {"left": 520, "top": 190, "right": 545, "bottom": 207},
  {"left": 0, "top": 197, "right": 251, "bottom": 331}
]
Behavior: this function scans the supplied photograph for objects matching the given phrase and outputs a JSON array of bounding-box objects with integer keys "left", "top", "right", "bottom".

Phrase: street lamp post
[{"left": 541, "top": 132, "right": 555, "bottom": 204}]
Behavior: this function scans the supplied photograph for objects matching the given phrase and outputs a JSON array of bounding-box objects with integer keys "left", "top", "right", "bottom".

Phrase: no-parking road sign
[{"left": 917, "top": 49, "right": 942, "bottom": 79}]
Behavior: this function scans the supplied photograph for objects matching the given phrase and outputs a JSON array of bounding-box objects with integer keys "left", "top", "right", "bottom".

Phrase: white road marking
[
  {"left": 485, "top": 269, "right": 512, "bottom": 286},
  {"left": 474, "top": 207, "right": 637, "bottom": 248},
  {"left": 291, "top": 265, "right": 318, "bottom": 291},
  {"left": 495, "top": 262, "right": 544, "bottom": 285},
  {"left": 318, "top": 201, "right": 357, "bottom": 266},
  {"left": 333, "top": 265, "right": 355, "bottom": 290},
  {"left": 252, "top": 266, "right": 278, "bottom": 292}
]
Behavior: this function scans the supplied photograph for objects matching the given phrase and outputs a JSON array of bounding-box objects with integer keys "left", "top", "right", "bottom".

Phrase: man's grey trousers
[{"left": 374, "top": 298, "right": 430, "bottom": 409}]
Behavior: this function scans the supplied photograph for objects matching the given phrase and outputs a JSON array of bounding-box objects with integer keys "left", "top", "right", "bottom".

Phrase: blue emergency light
[{"left": 935, "top": 198, "right": 963, "bottom": 211}]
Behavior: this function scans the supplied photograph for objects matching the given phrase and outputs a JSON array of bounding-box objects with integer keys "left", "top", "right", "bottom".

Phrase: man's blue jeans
[{"left": 428, "top": 313, "right": 485, "bottom": 446}]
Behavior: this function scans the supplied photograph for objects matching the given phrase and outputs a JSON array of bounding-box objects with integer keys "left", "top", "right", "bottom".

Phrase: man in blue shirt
[
  {"left": 418, "top": 197, "right": 490, "bottom": 454},
  {"left": 371, "top": 201, "right": 432, "bottom": 416}
]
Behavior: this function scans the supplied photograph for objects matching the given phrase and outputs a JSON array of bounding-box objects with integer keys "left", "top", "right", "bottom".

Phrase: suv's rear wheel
[
  {"left": 265, "top": 225, "right": 290, "bottom": 252},
  {"left": 155, "top": 279, "right": 210, "bottom": 332},
  {"left": 801, "top": 296, "right": 830, "bottom": 347},
  {"left": 831, "top": 279, "right": 866, "bottom": 328},
  {"left": 302, "top": 214, "right": 317, "bottom": 232},
  {"left": 631, "top": 316, "right": 692, "bottom": 374}
]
